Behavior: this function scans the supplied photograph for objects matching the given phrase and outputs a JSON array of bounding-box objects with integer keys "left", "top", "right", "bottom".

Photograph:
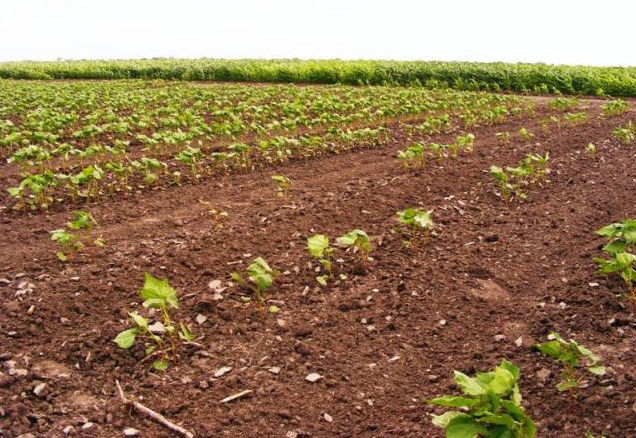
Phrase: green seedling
[
  {"left": 601, "top": 99, "right": 629, "bottom": 117},
  {"left": 612, "top": 121, "right": 634, "bottom": 145},
  {"left": 518, "top": 127, "right": 534, "bottom": 141},
  {"left": 596, "top": 219, "right": 636, "bottom": 256},
  {"left": 396, "top": 208, "right": 434, "bottom": 246},
  {"left": 564, "top": 112, "right": 588, "bottom": 126},
  {"left": 50, "top": 229, "right": 83, "bottom": 261},
  {"left": 427, "top": 142, "right": 445, "bottom": 159},
  {"left": 595, "top": 252, "right": 636, "bottom": 300},
  {"left": 428, "top": 359, "right": 536, "bottom": 438},
  {"left": 490, "top": 152, "right": 549, "bottom": 200},
  {"left": 208, "top": 208, "right": 229, "bottom": 229},
  {"left": 533, "top": 332, "right": 605, "bottom": 393},
  {"left": 175, "top": 146, "right": 204, "bottom": 178},
  {"left": 585, "top": 143, "right": 597, "bottom": 158},
  {"left": 114, "top": 273, "right": 194, "bottom": 371},
  {"left": 455, "top": 133, "right": 475, "bottom": 153},
  {"left": 489, "top": 166, "right": 514, "bottom": 200},
  {"left": 67, "top": 210, "right": 98, "bottom": 230},
  {"left": 232, "top": 257, "right": 278, "bottom": 301},
  {"left": 548, "top": 97, "right": 579, "bottom": 112},
  {"left": 521, "top": 152, "right": 550, "bottom": 182},
  {"left": 397, "top": 143, "right": 426, "bottom": 169},
  {"left": 336, "top": 229, "right": 372, "bottom": 265},
  {"left": 307, "top": 234, "right": 335, "bottom": 286},
  {"left": 271, "top": 175, "right": 291, "bottom": 198},
  {"left": 495, "top": 131, "right": 510, "bottom": 144}
]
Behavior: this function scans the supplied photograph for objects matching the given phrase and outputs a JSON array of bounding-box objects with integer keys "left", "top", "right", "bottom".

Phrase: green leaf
[
  {"left": 453, "top": 371, "right": 486, "bottom": 396},
  {"left": 336, "top": 229, "right": 370, "bottom": 250},
  {"left": 179, "top": 323, "right": 195, "bottom": 341},
  {"left": 128, "top": 311, "right": 149, "bottom": 330},
  {"left": 307, "top": 234, "right": 329, "bottom": 258},
  {"left": 479, "top": 413, "right": 519, "bottom": 429},
  {"left": 140, "top": 273, "right": 179, "bottom": 309},
  {"left": 152, "top": 360, "right": 170, "bottom": 371},
  {"left": 431, "top": 411, "right": 466, "bottom": 428},
  {"left": 316, "top": 275, "right": 328, "bottom": 286},
  {"left": 268, "top": 305, "right": 281, "bottom": 313},
  {"left": 247, "top": 257, "right": 275, "bottom": 293},
  {"left": 429, "top": 396, "right": 479, "bottom": 407},
  {"left": 56, "top": 251, "right": 68, "bottom": 261},
  {"left": 533, "top": 339, "right": 562, "bottom": 359},
  {"left": 114, "top": 328, "right": 138, "bottom": 349},
  {"left": 446, "top": 414, "right": 489, "bottom": 438},
  {"left": 588, "top": 365, "right": 606, "bottom": 376},
  {"left": 557, "top": 378, "right": 579, "bottom": 392}
]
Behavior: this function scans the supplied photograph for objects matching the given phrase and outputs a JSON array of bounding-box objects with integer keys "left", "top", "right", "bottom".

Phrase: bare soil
[{"left": 0, "top": 97, "right": 635, "bottom": 437}]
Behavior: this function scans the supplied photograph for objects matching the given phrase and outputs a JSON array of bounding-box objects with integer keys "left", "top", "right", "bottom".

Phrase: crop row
[
  {"left": 1, "top": 81, "right": 529, "bottom": 210},
  {"left": 1, "top": 60, "right": 636, "bottom": 96}
]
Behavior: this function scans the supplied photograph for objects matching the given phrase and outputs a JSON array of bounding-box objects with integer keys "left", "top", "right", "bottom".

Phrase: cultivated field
[{"left": 0, "top": 78, "right": 635, "bottom": 437}]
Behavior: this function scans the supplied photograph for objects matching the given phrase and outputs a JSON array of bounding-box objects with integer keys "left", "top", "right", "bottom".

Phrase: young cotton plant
[
  {"left": 601, "top": 99, "right": 629, "bottom": 117},
  {"left": 489, "top": 153, "right": 550, "bottom": 200},
  {"left": 595, "top": 219, "right": 636, "bottom": 299},
  {"left": 489, "top": 166, "right": 517, "bottom": 200},
  {"left": 114, "top": 273, "right": 194, "bottom": 371},
  {"left": 518, "top": 127, "right": 534, "bottom": 141},
  {"left": 271, "top": 175, "right": 291, "bottom": 198},
  {"left": 396, "top": 143, "right": 426, "bottom": 169},
  {"left": 455, "top": 133, "right": 475, "bottom": 153},
  {"left": 428, "top": 360, "right": 536, "bottom": 438},
  {"left": 533, "top": 332, "right": 605, "bottom": 392},
  {"left": 232, "top": 257, "right": 278, "bottom": 302},
  {"left": 336, "top": 229, "right": 372, "bottom": 267},
  {"left": 495, "top": 131, "right": 511, "bottom": 145},
  {"left": 612, "top": 121, "right": 634, "bottom": 145},
  {"left": 596, "top": 219, "right": 636, "bottom": 256},
  {"left": 396, "top": 208, "right": 434, "bottom": 247},
  {"left": 50, "top": 210, "right": 102, "bottom": 261},
  {"left": 307, "top": 234, "right": 336, "bottom": 286}
]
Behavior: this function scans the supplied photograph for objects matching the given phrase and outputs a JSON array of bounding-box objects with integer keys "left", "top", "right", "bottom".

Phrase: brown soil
[{"left": 1, "top": 98, "right": 635, "bottom": 437}]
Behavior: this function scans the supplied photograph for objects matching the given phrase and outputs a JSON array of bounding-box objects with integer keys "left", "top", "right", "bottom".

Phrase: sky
[{"left": 1, "top": 0, "right": 634, "bottom": 66}]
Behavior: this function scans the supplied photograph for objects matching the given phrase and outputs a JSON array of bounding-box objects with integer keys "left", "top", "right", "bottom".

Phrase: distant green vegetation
[{"left": 1, "top": 59, "right": 635, "bottom": 96}]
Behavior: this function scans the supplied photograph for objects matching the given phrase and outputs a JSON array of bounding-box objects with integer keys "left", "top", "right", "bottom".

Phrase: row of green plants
[
  {"left": 111, "top": 206, "right": 434, "bottom": 369},
  {"left": 1, "top": 59, "right": 635, "bottom": 96},
  {"left": 2, "top": 80, "right": 528, "bottom": 211}
]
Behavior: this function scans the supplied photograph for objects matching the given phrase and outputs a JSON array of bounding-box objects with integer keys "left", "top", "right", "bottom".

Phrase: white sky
[{"left": 1, "top": 0, "right": 634, "bottom": 66}]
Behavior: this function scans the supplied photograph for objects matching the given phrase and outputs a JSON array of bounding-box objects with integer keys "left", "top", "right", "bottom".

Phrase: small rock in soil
[
  {"left": 305, "top": 372, "right": 322, "bottom": 382},
  {"left": 536, "top": 368, "right": 551, "bottom": 382},
  {"left": 214, "top": 366, "right": 232, "bottom": 378},
  {"left": 149, "top": 321, "right": 166, "bottom": 334},
  {"left": 195, "top": 314, "right": 207, "bottom": 325},
  {"left": 323, "top": 413, "right": 333, "bottom": 423},
  {"left": 494, "top": 334, "right": 506, "bottom": 342},
  {"left": 62, "top": 425, "right": 75, "bottom": 435},
  {"left": 123, "top": 427, "right": 140, "bottom": 436},
  {"left": 33, "top": 382, "right": 46, "bottom": 396},
  {"left": 268, "top": 366, "right": 281, "bottom": 375}
]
